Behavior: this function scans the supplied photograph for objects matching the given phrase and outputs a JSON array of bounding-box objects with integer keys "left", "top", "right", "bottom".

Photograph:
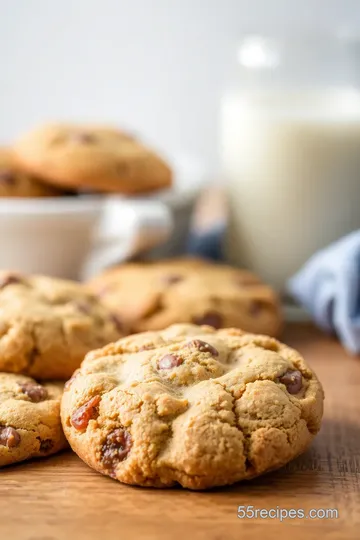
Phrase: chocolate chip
[
  {"left": 69, "top": 132, "right": 95, "bottom": 144},
  {"left": 110, "top": 313, "right": 124, "bottom": 333},
  {"left": 74, "top": 301, "right": 91, "bottom": 315},
  {"left": 0, "top": 170, "right": 16, "bottom": 185},
  {"left": 158, "top": 354, "right": 183, "bottom": 370},
  {"left": 101, "top": 428, "right": 132, "bottom": 469},
  {"left": 71, "top": 395, "right": 101, "bottom": 430},
  {"left": 116, "top": 161, "right": 130, "bottom": 175},
  {"left": 0, "top": 274, "right": 23, "bottom": 290},
  {"left": 64, "top": 369, "right": 80, "bottom": 391},
  {"left": 235, "top": 275, "right": 259, "bottom": 287},
  {"left": 249, "top": 301, "right": 264, "bottom": 317},
  {"left": 0, "top": 426, "right": 21, "bottom": 448},
  {"left": 97, "top": 284, "right": 111, "bottom": 296},
  {"left": 279, "top": 369, "right": 303, "bottom": 394},
  {"left": 161, "top": 274, "right": 183, "bottom": 285},
  {"left": 39, "top": 439, "right": 54, "bottom": 452},
  {"left": 139, "top": 344, "right": 156, "bottom": 352},
  {"left": 192, "top": 312, "right": 223, "bottom": 329},
  {"left": 19, "top": 382, "right": 48, "bottom": 403},
  {"left": 186, "top": 339, "right": 219, "bottom": 357}
]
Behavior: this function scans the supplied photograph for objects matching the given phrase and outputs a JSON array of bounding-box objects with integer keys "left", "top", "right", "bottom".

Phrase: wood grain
[{"left": 1, "top": 324, "right": 359, "bottom": 540}]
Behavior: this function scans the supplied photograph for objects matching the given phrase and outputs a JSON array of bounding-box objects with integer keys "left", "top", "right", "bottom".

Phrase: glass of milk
[{"left": 221, "top": 32, "right": 360, "bottom": 292}]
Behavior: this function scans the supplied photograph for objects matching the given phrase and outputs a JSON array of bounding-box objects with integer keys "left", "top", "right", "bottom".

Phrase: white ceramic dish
[{"left": 0, "top": 156, "right": 208, "bottom": 280}]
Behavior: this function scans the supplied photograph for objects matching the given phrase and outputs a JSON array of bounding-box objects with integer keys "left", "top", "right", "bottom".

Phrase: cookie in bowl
[
  {"left": 13, "top": 123, "right": 172, "bottom": 194},
  {"left": 0, "top": 373, "right": 67, "bottom": 467},
  {"left": 0, "top": 147, "right": 63, "bottom": 197},
  {"left": 61, "top": 324, "right": 324, "bottom": 489},
  {"left": 0, "top": 272, "right": 123, "bottom": 380},
  {"left": 87, "top": 258, "right": 282, "bottom": 337}
]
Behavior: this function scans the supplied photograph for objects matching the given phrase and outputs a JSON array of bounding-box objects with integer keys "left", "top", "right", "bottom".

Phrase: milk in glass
[{"left": 221, "top": 35, "right": 360, "bottom": 291}]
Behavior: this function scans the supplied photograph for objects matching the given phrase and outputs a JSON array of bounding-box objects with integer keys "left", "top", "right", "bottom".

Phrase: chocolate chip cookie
[
  {"left": 61, "top": 323, "right": 324, "bottom": 489},
  {"left": 88, "top": 258, "right": 282, "bottom": 337},
  {"left": 0, "top": 147, "right": 63, "bottom": 197},
  {"left": 0, "top": 272, "right": 123, "bottom": 380},
  {"left": 13, "top": 124, "right": 172, "bottom": 194},
  {"left": 0, "top": 373, "right": 67, "bottom": 467}
]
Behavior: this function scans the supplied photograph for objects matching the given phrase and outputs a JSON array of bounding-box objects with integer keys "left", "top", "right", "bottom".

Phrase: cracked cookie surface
[
  {"left": 0, "top": 373, "right": 67, "bottom": 467},
  {"left": 88, "top": 258, "right": 282, "bottom": 337},
  {"left": 0, "top": 272, "right": 123, "bottom": 380},
  {"left": 61, "top": 324, "right": 324, "bottom": 489}
]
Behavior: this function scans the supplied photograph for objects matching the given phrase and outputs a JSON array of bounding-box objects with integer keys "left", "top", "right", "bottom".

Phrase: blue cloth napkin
[
  {"left": 288, "top": 230, "right": 360, "bottom": 354},
  {"left": 187, "top": 225, "right": 225, "bottom": 261}
]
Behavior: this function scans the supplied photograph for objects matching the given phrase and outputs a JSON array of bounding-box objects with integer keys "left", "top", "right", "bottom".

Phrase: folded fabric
[
  {"left": 187, "top": 225, "right": 225, "bottom": 261},
  {"left": 288, "top": 230, "right": 360, "bottom": 354}
]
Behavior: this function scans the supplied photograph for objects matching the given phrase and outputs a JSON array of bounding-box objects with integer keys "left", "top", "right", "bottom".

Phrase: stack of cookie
[
  {"left": 60, "top": 257, "right": 323, "bottom": 489},
  {"left": 0, "top": 263, "right": 324, "bottom": 488},
  {"left": 1, "top": 123, "right": 172, "bottom": 197},
  {"left": 0, "top": 271, "right": 123, "bottom": 467},
  {"left": 0, "top": 147, "right": 64, "bottom": 198}
]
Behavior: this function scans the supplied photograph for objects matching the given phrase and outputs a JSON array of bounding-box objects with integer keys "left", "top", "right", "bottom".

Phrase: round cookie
[
  {"left": 61, "top": 324, "right": 324, "bottom": 489},
  {"left": 0, "top": 272, "right": 123, "bottom": 380},
  {"left": 13, "top": 124, "right": 172, "bottom": 194},
  {"left": 87, "top": 258, "right": 282, "bottom": 337},
  {"left": 0, "top": 147, "right": 63, "bottom": 197},
  {"left": 0, "top": 373, "right": 67, "bottom": 467}
]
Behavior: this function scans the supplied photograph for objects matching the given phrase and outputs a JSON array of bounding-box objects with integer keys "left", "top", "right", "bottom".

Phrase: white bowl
[{"left": 0, "top": 156, "right": 208, "bottom": 279}]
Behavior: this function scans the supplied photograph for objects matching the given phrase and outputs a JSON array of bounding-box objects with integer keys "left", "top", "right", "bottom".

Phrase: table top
[{"left": 1, "top": 324, "right": 359, "bottom": 540}]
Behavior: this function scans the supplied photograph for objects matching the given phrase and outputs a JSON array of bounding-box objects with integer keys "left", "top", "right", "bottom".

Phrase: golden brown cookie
[
  {"left": 88, "top": 258, "right": 282, "bottom": 337},
  {"left": 0, "top": 373, "right": 67, "bottom": 467},
  {"left": 13, "top": 124, "right": 172, "bottom": 194},
  {"left": 0, "top": 147, "right": 63, "bottom": 197},
  {"left": 0, "top": 272, "right": 123, "bottom": 380},
  {"left": 61, "top": 324, "right": 324, "bottom": 489}
]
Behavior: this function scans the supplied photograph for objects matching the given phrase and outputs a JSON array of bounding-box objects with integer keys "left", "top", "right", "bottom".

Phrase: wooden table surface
[{"left": 1, "top": 324, "right": 359, "bottom": 540}]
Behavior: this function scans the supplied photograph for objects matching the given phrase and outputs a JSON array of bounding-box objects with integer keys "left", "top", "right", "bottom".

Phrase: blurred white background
[{"left": 1, "top": 0, "right": 359, "bottom": 171}]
